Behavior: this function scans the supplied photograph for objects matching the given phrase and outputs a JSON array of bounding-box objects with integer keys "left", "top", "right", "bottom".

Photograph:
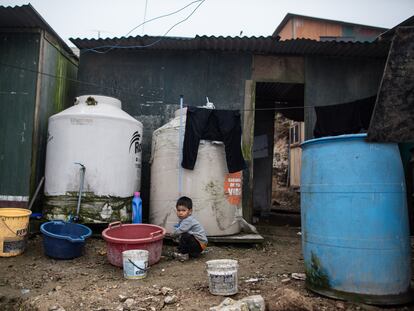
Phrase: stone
[
  {"left": 118, "top": 295, "right": 128, "bottom": 302},
  {"left": 209, "top": 298, "right": 235, "bottom": 311},
  {"left": 240, "top": 295, "right": 265, "bottom": 311},
  {"left": 210, "top": 295, "right": 265, "bottom": 311},
  {"left": 335, "top": 302, "right": 345, "bottom": 309},
  {"left": 164, "top": 295, "right": 178, "bottom": 304},
  {"left": 291, "top": 273, "right": 306, "bottom": 281},
  {"left": 161, "top": 286, "right": 173, "bottom": 295},
  {"left": 124, "top": 298, "right": 135, "bottom": 308}
]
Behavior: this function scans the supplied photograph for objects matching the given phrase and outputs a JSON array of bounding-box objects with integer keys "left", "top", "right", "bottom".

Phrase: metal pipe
[
  {"left": 286, "top": 125, "right": 291, "bottom": 187},
  {"left": 28, "top": 176, "right": 45, "bottom": 210},
  {"left": 178, "top": 95, "right": 184, "bottom": 196},
  {"left": 74, "top": 162, "right": 86, "bottom": 221}
]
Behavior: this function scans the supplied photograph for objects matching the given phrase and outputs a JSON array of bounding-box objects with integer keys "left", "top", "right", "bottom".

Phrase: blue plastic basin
[{"left": 41, "top": 220, "right": 92, "bottom": 259}]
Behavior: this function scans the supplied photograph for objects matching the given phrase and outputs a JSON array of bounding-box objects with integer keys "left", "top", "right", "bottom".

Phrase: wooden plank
[
  {"left": 207, "top": 233, "right": 264, "bottom": 244},
  {"left": 163, "top": 233, "right": 265, "bottom": 244}
]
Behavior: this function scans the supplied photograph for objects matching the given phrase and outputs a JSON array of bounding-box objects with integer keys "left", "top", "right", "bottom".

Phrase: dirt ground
[{"left": 0, "top": 225, "right": 413, "bottom": 311}]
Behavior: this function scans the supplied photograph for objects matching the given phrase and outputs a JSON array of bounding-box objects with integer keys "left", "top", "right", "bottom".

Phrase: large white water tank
[
  {"left": 149, "top": 108, "right": 242, "bottom": 236},
  {"left": 44, "top": 95, "right": 143, "bottom": 223}
]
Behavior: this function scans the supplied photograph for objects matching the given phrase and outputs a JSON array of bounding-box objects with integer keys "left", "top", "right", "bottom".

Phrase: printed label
[
  {"left": 224, "top": 171, "right": 242, "bottom": 205},
  {"left": 3, "top": 238, "right": 26, "bottom": 253},
  {"left": 70, "top": 118, "right": 93, "bottom": 125},
  {"left": 123, "top": 259, "right": 148, "bottom": 278},
  {"left": 129, "top": 131, "right": 142, "bottom": 153},
  {"left": 209, "top": 273, "right": 237, "bottom": 292}
]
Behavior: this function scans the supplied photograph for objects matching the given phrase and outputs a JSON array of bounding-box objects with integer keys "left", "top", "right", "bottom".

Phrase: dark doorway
[{"left": 253, "top": 82, "right": 304, "bottom": 225}]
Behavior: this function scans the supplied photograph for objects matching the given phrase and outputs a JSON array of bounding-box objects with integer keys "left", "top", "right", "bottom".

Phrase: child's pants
[{"left": 178, "top": 232, "right": 202, "bottom": 258}]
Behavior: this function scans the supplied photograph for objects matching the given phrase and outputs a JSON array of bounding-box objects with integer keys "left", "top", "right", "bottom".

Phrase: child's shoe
[{"left": 172, "top": 252, "right": 189, "bottom": 262}]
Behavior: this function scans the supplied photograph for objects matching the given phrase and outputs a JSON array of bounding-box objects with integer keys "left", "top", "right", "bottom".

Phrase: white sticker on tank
[{"left": 70, "top": 118, "right": 93, "bottom": 125}]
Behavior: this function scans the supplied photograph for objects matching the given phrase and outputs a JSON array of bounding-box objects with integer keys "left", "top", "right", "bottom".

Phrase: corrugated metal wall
[
  {"left": 32, "top": 34, "right": 78, "bottom": 199},
  {"left": 76, "top": 50, "right": 252, "bottom": 215},
  {"left": 304, "top": 56, "right": 386, "bottom": 139},
  {"left": 0, "top": 32, "right": 39, "bottom": 199},
  {"left": 0, "top": 30, "right": 78, "bottom": 206}
]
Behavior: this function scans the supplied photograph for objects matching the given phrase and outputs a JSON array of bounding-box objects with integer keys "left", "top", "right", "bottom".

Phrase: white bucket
[
  {"left": 122, "top": 249, "right": 149, "bottom": 279},
  {"left": 206, "top": 259, "right": 238, "bottom": 295}
]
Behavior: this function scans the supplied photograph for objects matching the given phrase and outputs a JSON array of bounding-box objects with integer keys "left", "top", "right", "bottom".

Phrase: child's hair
[{"left": 176, "top": 196, "right": 192, "bottom": 210}]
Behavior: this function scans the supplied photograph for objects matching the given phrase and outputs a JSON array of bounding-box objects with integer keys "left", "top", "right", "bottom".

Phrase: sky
[{"left": 0, "top": 0, "right": 413, "bottom": 47}]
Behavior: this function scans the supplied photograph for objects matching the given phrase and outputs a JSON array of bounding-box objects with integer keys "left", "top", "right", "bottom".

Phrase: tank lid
[
  {"left": 76, "top": 95, "right": 122, "bottom": 109},
  {"left": 301, "top": 133, "right": 368, "bottom": 148}
]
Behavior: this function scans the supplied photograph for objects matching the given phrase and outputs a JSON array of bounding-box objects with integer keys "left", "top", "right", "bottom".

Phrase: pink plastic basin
[{"left": 102, "top": 222, "right": 166, "bottom": 267}]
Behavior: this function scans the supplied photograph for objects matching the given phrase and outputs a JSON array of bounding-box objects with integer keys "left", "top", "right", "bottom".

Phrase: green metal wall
[
  {"left": 32, "top": 36, "right": 78, "bottom": 199},
  {"left": 0, "top": 31, "right": 78, "bottom": 205},
  {"left": 0, "top": 32, "right": 39, "bottom": 197}
]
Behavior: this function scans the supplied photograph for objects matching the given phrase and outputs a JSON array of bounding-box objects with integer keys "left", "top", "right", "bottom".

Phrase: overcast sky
[{"left": 1, "top": 0, "right": 413, "bottom": 46}]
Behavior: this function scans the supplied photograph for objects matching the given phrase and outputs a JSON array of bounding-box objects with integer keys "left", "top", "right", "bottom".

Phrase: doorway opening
[{"left": 253, "top": 82, "right": 304, "bottom": 225}]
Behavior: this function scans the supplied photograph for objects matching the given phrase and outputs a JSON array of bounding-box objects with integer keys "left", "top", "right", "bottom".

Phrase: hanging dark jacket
[{"left": 181, "top": 106, "right": 246, "bottom": 173}]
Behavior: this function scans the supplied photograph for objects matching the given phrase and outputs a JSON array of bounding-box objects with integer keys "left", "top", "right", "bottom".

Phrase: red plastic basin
[{"left": 102, "top": 222, "right": 166, "bottom": 267}]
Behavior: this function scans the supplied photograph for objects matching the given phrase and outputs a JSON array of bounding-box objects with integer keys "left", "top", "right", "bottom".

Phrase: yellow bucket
[{"left": 0, "top": 208, "right": 31, "bottom": 257}]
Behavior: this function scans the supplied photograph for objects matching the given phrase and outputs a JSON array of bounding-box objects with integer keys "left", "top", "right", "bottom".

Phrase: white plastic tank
[
  {"left": 149, "top": 107, "right": 242, "bottom": 236},
  {"left": 44, "top": 95, "right": 143, "bottom": 223}
]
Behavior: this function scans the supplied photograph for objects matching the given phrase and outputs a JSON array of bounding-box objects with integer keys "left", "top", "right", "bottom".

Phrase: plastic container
[
  {"left": 0, "top": 208, "right": 31, "bottom": 257},
  {"left": 40, "top": 220, "right": 92, "bottom": 259},
  {"left": 132, "top": 192, "right": 142, "bottom": 224},
  {"left": 149, "top": 108, "right": 241, "bottom": 236},
  {"left": 206, "top": 259, "right": 238, "bottom": 296},
  {"left": 301, "top": 134, "right": 412, "bottom": 305},
  {"left": 44, "top": 95, "right": 143, "bottom": 223},
  {"left": 102, "top": 222, "right": 165, "bottom": 267},
  {"left": 122, "top": 249, "right": 149, "bottom": 279}
]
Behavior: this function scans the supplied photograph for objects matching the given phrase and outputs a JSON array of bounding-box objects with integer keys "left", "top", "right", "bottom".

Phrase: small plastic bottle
[{"left": 132, "top": 192, "right": 142, "bottom": 224}]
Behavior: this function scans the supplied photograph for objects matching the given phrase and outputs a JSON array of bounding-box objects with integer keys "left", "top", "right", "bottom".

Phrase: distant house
[
  {"left": 272, "top": 13, "right": 388, "bottom": 188},
  {"left": 273, "top": 13, "right": 387, "bottom": 42},
  {"left": 0, "top": 5, "right": 78, "bottom": 208}
]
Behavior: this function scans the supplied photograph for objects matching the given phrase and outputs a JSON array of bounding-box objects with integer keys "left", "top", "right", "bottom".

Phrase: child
[{"left": 171, "top": 196, "right": 208, "bottom": 261}]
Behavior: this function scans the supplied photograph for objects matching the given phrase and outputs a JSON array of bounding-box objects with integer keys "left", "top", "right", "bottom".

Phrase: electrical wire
[
  {"left": 81, "top": 0, "right": 206, "bottom": 54},
  {"left": 142, "top": 0, "right": 149, "bottom": 35},
  {"left": 0, "top": 61, "right": 315, "bottom": 112}
]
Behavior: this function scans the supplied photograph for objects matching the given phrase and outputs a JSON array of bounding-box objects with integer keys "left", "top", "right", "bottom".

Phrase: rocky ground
[{"left": 0, "top": 225, "right": 413, "bottom": 311}]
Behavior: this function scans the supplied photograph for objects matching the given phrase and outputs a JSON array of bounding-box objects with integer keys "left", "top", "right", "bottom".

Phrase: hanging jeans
[{"left": 181, "top": 107, "right": 245, "bottom": 173}]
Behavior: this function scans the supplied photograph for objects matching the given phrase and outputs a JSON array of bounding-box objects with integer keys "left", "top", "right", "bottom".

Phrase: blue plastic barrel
[
  {"left": 41, "top": 220, "right": 92, "bottom": 259},
  {"left": 301, "top": 134, "right": 412, "bottom": 304}
]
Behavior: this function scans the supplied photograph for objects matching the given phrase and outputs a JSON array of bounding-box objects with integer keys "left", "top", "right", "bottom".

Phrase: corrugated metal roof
[
  {"left": 0, "top": 4, "right": 76, "bottom": 58},
  {"left": 70, "top": 35, "right": 389, "bottom": 58}
]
